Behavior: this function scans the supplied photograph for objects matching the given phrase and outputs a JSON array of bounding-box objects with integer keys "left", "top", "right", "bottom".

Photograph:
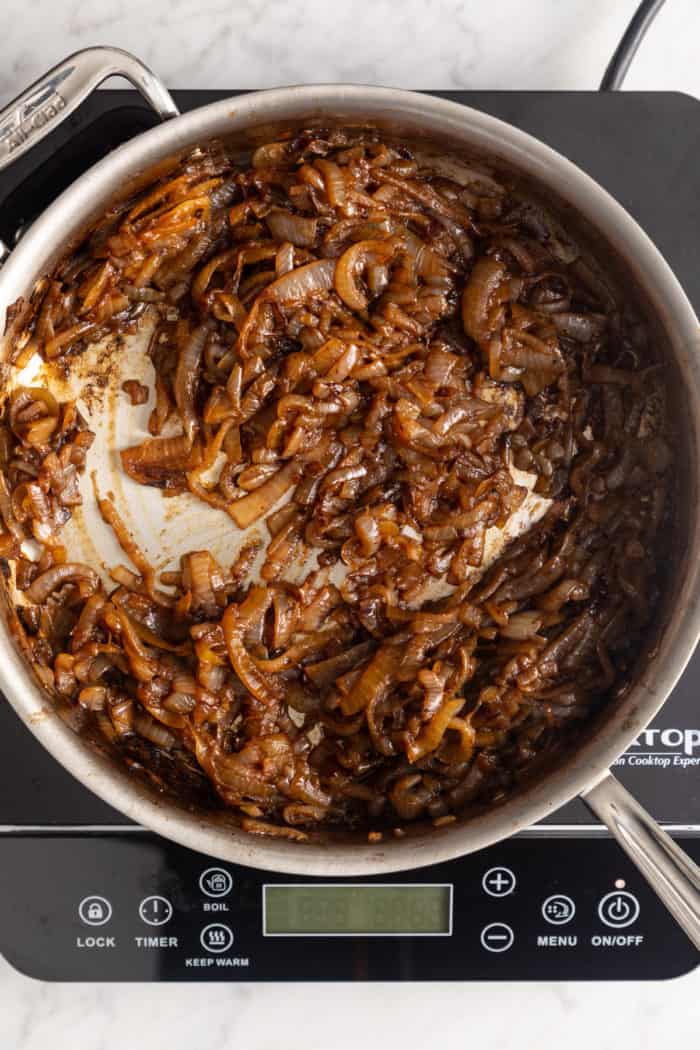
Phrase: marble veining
[{"left": 0, "top": 0, "right": 698, "bottom": 1043}]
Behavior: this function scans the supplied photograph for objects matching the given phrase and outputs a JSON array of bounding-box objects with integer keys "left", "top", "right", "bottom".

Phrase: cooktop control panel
[{"left": 0, "top": 834, "right": 696, "bottom": 981}]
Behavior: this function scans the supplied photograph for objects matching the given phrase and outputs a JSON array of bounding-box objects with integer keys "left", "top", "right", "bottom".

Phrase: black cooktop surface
[{"left": 0, "top": 90, "right": 698, "bottom": 982}]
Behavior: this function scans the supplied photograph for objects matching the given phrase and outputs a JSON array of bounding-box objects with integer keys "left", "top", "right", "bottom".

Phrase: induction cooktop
[{"left": 0, "top": 89, "right": 698, "bottom": 981}]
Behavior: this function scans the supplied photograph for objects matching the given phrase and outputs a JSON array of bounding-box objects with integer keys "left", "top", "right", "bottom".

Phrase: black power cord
[{"left": 600, "top": 0, "right": 668, "bottom": 90}]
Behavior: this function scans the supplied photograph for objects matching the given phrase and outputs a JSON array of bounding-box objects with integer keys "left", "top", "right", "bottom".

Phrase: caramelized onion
[
  {"left": 121, "top": 435, "right": 201, "bottom": 490},
  {"left": 334, "top": 239, "right": 396, "bottom": 311},
  {"left": 266, "top": 209, "right": 318, "bottom": 247},
  {"left": 228, "top": 460, "right": 302, "bottom": 528},
  {"left": 175, "top": 323, "right": 208, "bottom": 442},
  {"left": 264, "top": 258, "right": 336, "bottom": 304},
  {"left": 10, "top": 387, "right": 60, "bottom": 447},
  {"left": 1, "top": 128, "right": 670, "bottom": 839},
  {"left": 26, "top": 563, "right": 99, "bottom": 602},
  {"left": 222, "top": 592, "right": 282, "bottom": 707},
  {"left": 461, "top": 257, "right": 507, "bottom": 344}
]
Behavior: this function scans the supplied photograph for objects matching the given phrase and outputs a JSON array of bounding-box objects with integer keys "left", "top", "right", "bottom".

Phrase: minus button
[{"left": 480, "top": 922, "right": 515, "bottom": 953}]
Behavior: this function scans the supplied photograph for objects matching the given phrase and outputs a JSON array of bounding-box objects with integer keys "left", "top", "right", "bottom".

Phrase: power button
[{"left": 598, "top": 890, "right": 640, "bottom": 928}]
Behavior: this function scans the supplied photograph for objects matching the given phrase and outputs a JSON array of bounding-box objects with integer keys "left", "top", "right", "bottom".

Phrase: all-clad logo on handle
[
  {"left": 0, "top": 66, "right": 74, "bottom": 158},
  {"left": 0, "top": 92, "right": 66, "bottom": 155}
]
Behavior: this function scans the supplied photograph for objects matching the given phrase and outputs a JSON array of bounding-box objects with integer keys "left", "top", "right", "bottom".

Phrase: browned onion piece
[
  {"left": 552, "top": 311, "right": 606, "bottom": 342},
  {"left": 241, "top": 817, "right": 309, "bottom": 841},
  {"left": 406, "top": 696, "right": 465, "bottom": 763},
  {"left": 341, "top": 645, "right": 401, "bottom": 716},
  {"left": 228, "top": 460, "right": 302, "bottom": 528},
  {"left": 389, "top": 774, "right": 433, "bottom": 821},
  {"left": 500, "top": 611, "right": 543, "bottom": 639},
  {"left": 252, "top": 141, "right": 289, "bottom": 168},
  {"left": 181, "top": 550, "right": 222, "bottom": 617},
  {"left": 264, "top": 258, "right": 336, "bottom": 304},
  {"left": 133, "top": 710, "right": 176, "bottom": 748},
  {"left": 122, "top": 379, "right": 149, "bottom": 405},
  {"left": 0, "top": 472, "right": 25, "bottom": 540},
  {"left": 315, "top": 159, "right": 346, "bottom": 208},
  {"left": 148, "top": 376, "right": 171, "bottom": 436},
  {"left": 121, "top": 435, "right": 201, "bottom": 490},
  {"left": 26, "top": 563, "right": 99, "bottom": 602},
  {"left": 174, "top": 323, "right": 208, "bottom": 442},
  {"left": 94, "top": 486, "right": 175, "bottom": 610},
  {"left": 9, "top": 387, "right": 60, "bottom": 447},
  {"left": 266, "top": 209, "right": 318, "bottom": 247},
  {"left": 222, "top": 591, "right": 282, "bottom": 707},
  {"left": 461, "top": 257, "right": 507, "bottom": 344},
  {"left": 334, "top": 239, "right": 396, "bottom": 311},
  {"left": 305, "top": 640, "right": 376, "bottom": 688}
]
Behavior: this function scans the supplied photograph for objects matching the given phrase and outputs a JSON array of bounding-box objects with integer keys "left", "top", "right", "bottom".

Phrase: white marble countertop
[
  {"left": 0, "top": 0, "right": 699, "bottom": 1044},
  {"left": 2, "top": 0, "right": 700, "bottom": 100}
]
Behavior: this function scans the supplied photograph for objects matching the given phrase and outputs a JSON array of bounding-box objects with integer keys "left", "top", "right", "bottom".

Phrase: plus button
[{"left": 482, "top": 866, "right": 516, "bottom": 897}]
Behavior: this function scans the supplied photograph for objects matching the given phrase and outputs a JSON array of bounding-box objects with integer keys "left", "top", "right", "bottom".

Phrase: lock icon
[{"left": 79, "top": 895, "right": 112, "bottom": 925}]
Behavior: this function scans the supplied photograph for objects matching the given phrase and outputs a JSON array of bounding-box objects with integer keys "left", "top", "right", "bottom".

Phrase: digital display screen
[{"left": 263, "top": 884, "right": 452, "bottom": 936}]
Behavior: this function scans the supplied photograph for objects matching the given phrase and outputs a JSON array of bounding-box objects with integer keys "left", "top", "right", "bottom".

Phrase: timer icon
[{"left": 139, "top": 895, "right": 173, "bottom": 926}]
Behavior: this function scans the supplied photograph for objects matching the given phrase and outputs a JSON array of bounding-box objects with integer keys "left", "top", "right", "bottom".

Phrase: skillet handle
[
  {"left": 0, "top": 46, "right": 179, "bottom": 176},
  {"left": 583, "top": 772, "right": 700, "bottom": 951}
]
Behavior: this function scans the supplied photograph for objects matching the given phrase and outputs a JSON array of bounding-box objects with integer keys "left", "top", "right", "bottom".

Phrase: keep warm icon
[{"left": 200, "top": 923, "right": 234, "bottom": 953}]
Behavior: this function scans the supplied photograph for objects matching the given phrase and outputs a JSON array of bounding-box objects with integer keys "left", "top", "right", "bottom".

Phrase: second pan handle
[
  {"left": 0, "top": 46, "right": 179, "bottom": 176},
  {"left": 583, "top": 772, "right": 700, "bottom": 951}
]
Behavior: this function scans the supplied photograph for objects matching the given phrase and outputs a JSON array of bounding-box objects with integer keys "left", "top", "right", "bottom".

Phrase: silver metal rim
[{"left": 1, "top": 85, "right": 699, "bottom": 875}]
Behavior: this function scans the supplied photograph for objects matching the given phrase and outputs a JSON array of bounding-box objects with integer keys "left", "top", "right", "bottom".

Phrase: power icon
[{"left": 598, "top": 890, "right": 640, "bottom": 928}]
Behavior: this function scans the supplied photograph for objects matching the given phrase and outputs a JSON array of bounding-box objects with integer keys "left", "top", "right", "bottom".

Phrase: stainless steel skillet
[{"left": 0, "top": 47, "right": 697, "bottom": 948}]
